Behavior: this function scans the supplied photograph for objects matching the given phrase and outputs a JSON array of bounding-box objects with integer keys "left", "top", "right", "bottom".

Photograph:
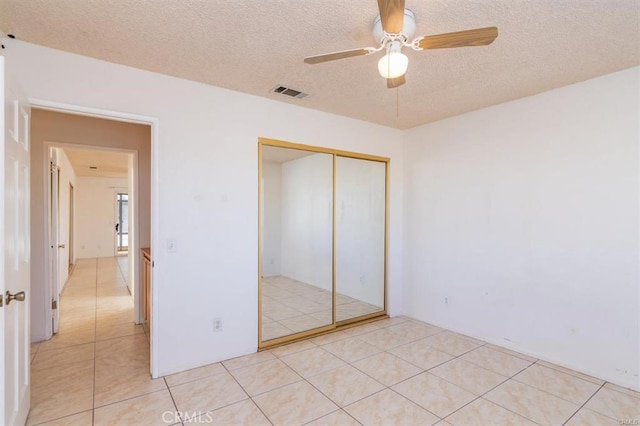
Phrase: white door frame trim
[{"left": 29, "top": 98, "right": 160, "bottom": 378}]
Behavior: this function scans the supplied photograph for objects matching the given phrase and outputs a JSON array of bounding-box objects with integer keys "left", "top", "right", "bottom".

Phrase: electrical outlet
[
  {"left": 444, "top": 297, "right": 449, "bottom": 305},
  {"left": 167, "top": 238, "right": 177, "bottom": 253},
  {"left": 213, "top": 317, "right": 223, "bottom": 332}
]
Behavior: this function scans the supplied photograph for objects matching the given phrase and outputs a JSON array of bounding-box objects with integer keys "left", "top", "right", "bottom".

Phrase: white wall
[
  {"left": 261, "top": 161, "right": 281, "bottom": 277},
  {"left": 403, "top": 67, "right": 639, "bottom": 390},
  {"left": 7, "top": 41, "right": 404, "bottom": 376},
  {"left": 75, "top": 176, "right": 128, "bottom": 259},
  {"left": 280, "top": 153, "right": 334, "bottom": 291},
  {"left": 55, "top": 148, "right": 76, "bottom": 291}
]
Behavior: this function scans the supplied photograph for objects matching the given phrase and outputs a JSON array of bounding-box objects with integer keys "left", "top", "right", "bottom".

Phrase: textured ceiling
[
  {"left": 63, "top": 148, "right": 129, "bottom": 178},
  {"left": 1, "top": 1, "right": 638, "bottom": 129}
]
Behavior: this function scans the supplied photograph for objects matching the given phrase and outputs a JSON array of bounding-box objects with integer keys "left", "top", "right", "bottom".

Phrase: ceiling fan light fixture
[
  {"left": 378, "top": 50, "right": 408, "bottom": 79},
  {"left": 303, "top": 1, "right": 498, "bottom": 90}
]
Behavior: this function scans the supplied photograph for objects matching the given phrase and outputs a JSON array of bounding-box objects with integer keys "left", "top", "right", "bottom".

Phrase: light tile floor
[
  {"left": 262, "top": 276, "right": 382, "bottom": 341},
  {"left": 30, "top": 259, "right": 639, "bottom": 425}
]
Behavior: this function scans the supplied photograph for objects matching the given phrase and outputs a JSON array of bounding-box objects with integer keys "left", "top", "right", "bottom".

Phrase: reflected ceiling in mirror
[{"left": 262, "top": 145, "right": 315, "bottom": 163}]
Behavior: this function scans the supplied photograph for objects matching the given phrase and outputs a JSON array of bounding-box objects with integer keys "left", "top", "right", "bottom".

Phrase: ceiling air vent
[{"left": 272, "top": 85, "right": 308, "bottom": 99}]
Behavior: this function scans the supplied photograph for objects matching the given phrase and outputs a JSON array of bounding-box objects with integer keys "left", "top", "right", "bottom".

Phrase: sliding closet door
[
  {"left": 260, "top": 145, "right": 334, "bottom": 344},
  {"left": 335, "top": 156, "right": 386, "bottom": 322},
  {"left": 259, "top": 138, "right": 388, "bottom": 348}
]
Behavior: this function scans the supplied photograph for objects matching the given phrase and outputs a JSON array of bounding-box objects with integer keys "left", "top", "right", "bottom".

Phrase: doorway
[
  {"left": 116, "top": 192, "right": 129, "bottom": 254},
  {"left": 47, "top": 146, "right": 137, "bottom": 332},
  {"left": 68, "top": 183, "right": 74, "bottom": 272},
  {"left": 30, "top": 106, "right": 155, "bottom": 375}
]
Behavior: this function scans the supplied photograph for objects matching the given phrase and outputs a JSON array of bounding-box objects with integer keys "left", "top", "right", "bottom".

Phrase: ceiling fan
[{"left": 304, "top": 0, "right": 498, "bottom": 88}]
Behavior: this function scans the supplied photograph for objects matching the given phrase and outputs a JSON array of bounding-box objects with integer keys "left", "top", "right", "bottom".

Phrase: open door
[
  {"left": 115, "top": 192, "right": 128, "bottom": 253},
  {"left": 48, "top": 150, "right": 60, "bottom": 333},
  {"left": 1, "top": 55, "right": 32, "bottom": 425},
  {"left": 69, "top": 183, "right": 74, "bottom": 272}
]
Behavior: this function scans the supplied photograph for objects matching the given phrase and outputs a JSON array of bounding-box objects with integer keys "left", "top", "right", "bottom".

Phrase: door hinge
[
  {"left": 52, "top": 300, "right": 57, "bottom": 309},
  {"left": 0, "top": 293, "right": 3, "bottom": 307}
]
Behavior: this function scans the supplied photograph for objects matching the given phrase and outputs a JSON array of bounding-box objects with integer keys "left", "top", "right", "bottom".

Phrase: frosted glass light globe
[{"left": 377, "top": 52, "right": 409, "bottom": 79}]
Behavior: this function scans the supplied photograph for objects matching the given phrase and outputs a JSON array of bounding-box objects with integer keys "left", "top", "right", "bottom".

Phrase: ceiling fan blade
[
  {"left": 416, "top": 26, "right": 498, "bottom": 50},
  {"left": 377, "top": 0, "right": 406, "bottom": 34},
  {"left": 387, "top": 74, "right": 406, "bottom": 88},
  {"left": 304, "top": 47, "right": 375, "bottom": 64}
]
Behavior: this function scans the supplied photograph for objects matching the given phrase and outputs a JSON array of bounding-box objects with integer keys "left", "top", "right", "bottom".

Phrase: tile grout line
[
  {"left": 441, "top": 376, "right": 536, "bottom": 425},
  {"left": 163, "top": 377, "right": 184, "bottom": 425},
  {"left": 36, "top": 257, "right": 164, "bottom": 424},
  {"left": 356, "top": 340, "right": 490, "bottom": 422},
  {"left": 272, "top": 326, "right": 435, "bottom": 385},
  {"left": 283, "top": 325, "right": 544, "bottom": 425},
  {"left": 30, "top": 411, "right": 92, "bottom": 426},
  {"left": 508, "top": 362, "right": 605, "bottom": 406},
  {"left": 439, "top": 355, "right": 600, "bottom": 425},
  {"left": 300, "top": 366, "right": 372, "bottom": 425},
  {"left": 600, "top": 382, "right": 640, "bottom": 399},
  {"left": 534, "top": 359, "right": 607, "bottom": 386},
  {"left": 262, "top": 278, "right": 382, "bottom": 340},
  {"left": 561, "top": 382, "right": 607, "bottom": 425},
  {"left": 205, "top": 317, "right": 636, "bottom": 425},
  {"left": 299, "top": 407, "right": 363, "bottom": 426},
  {"left": 320, "top": 329, "right": 433, "bottom": 363},
  {"left": 274, "top": 330, "right": 442, "bottom": 422},
  {"left": 91, "top": 389, "right": 167, "bottom": 412},
  {"left": 492, "top": 362, "right": 608, "bottom": 413},
  {"left": 387, "top": 335, "right": 553, "bottom": 425},
  {"left": 220, "top": 362, "right": 276, "bottom": 426},
  {"left": 242, "top": 345, "right": 368, "bottom": 425},
  {"left": 439, "top": 351, "right": 543, "bottom": 425},
  {"left": 342, "top": 330, "right": 479, "bottom": 390},
  {"left": 92, "top": 257, "right": 156, "bottom": 416}
]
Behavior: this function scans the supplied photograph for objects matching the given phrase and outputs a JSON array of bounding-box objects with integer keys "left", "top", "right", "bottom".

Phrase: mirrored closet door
[
  {"left": 335, "top": 156, "right": 386, "bottom": 322},
  {"left": 259, "top": 138, "right": 388, "bottom": 348}
]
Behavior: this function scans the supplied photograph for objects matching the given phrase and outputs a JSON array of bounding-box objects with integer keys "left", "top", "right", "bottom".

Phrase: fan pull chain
[{"left": 396, "top": 86, "right": 399, "bottom": 117}]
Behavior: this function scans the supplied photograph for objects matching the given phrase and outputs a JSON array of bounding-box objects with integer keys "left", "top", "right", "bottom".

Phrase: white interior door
[
  {"left": 1, "top": 55, "right": 32, "bottom": 426},
  {"left": 49, "top": 150, "right": 59, "bottom": 333}
]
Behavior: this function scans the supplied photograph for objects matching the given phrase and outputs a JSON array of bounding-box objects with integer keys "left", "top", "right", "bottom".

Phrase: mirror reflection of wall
[
  {"left": 336, "top": 157, "right": 386, "bottom": 321},
  {"left": 261, "top": 146, "right": 333, "bottom": 341},
  {"left": 260, "top": 140, "right": 388, "bottom": 346}
]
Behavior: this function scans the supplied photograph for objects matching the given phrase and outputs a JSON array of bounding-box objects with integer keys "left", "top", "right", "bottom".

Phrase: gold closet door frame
[{"left": 258, "top": 137, "right": 390, "bottom": 350}]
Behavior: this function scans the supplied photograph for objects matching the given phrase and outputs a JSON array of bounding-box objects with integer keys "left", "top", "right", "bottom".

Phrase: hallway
[{"left": 28, "top": 257, "right": 160, "bottom": 425}]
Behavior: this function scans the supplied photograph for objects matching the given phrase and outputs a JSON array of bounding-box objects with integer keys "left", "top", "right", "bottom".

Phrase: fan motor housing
[{"left": 372, "top": 8, "right": 416, "bottom": 43}]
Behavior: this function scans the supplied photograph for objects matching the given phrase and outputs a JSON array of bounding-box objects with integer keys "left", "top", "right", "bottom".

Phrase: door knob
[
  {"left": 6, "top": 291, "right": 26, "bottom": 305},
  {"left": 58, "top": 244, "right": 65, "bottom": 248}
]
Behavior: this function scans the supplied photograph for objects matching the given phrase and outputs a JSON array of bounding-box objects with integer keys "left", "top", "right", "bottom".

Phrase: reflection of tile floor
[
  {"left": 262, "top": 275, "right": 383, "bottom": 341},
  {"left": 30, "top": 262, "right": 640, "bottom": 425}
]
